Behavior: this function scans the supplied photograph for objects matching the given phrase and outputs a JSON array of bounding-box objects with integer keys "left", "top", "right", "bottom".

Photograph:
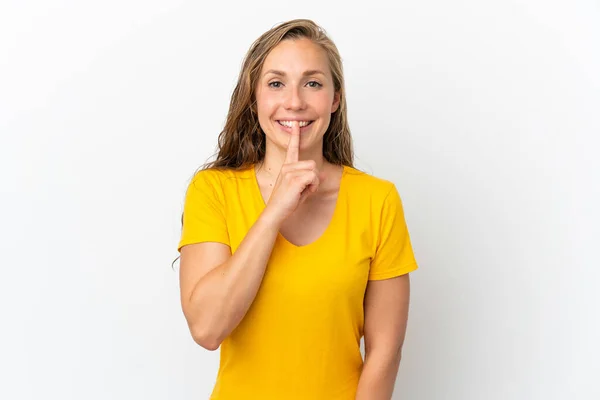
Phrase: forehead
[{"left": 261, "top": 38, "right": 331, "bottom": 76}]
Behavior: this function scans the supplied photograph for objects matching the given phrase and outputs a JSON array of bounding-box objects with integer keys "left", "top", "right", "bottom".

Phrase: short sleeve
[
  {"left": 177, "top": 171, "right": 230, "bottom": 252},
  {"left": 369, "top": 184, "right": 419, "bottom": 280}
]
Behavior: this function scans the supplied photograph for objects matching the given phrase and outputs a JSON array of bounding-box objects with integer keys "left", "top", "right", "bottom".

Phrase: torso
[{"left": 182, "top": 164, "right": 419, "bottom": 399}]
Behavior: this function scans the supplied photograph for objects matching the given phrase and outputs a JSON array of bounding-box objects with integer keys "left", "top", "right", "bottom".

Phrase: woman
[{"left": 177, "top": 19, "right": 419, "bottom": 399}]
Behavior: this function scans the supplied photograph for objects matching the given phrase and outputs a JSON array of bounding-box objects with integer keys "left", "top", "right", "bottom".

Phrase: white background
[{"left": 1, "top": 1, "right": 598, "bottom": 399}]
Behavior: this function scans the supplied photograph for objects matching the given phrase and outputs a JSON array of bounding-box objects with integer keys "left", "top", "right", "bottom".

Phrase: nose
[{"left": 283, "top": 86, "right": 307, "bottom": 111}]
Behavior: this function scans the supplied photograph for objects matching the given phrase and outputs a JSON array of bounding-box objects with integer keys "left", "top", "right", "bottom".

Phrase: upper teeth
[{"left": 280, "top": 120, "right": 311, "bottom": 127}]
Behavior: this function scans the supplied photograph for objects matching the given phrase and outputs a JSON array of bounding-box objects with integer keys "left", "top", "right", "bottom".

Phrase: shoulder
[
  {"left": 185, "top": 167, "right": 253, "bottom": 206},
  {"left": 189, "top": 166, "right": 251, "bottom": 188},
  {"left": 343, "top": 165, "right": 397, "bottom": 201}
]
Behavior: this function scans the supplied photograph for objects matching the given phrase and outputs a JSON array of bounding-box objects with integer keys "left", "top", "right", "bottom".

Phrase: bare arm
[
  {"left": 355, "top": 273, "right": 411, "bottom": 400},
  {"left": 179, "top": 209, "right": 281, "bottom": 350}
]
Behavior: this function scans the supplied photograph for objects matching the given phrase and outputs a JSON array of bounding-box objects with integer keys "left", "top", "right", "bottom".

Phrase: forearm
[
  {"left": 355, "top": 350, "right": 402, "bottom": 400},
  {"left": 187, "top": 209, "right": 282, "bottom": 347}
]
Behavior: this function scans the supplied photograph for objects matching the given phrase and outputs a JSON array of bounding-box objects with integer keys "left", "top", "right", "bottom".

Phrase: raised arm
[{"left": 179, "top": 122, "right": 322, "bottom": 350}]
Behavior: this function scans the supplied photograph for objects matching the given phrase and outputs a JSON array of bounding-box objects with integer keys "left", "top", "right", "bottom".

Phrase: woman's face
[{"left": 255, "top": 38, "right": 340, "bottom": 157}]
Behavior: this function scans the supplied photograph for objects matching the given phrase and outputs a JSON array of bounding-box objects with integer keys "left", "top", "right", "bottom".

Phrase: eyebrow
[{"left": 263, "top": 69, "right": 326, "bottom": 77}]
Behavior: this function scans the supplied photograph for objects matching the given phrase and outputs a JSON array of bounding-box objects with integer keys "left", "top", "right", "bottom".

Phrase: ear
[{"left": 331, "top": 92, "right": 341, "bottom": 113}]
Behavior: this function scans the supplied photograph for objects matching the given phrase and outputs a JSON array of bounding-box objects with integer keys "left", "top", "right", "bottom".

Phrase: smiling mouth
[{"left": 277, "top": 120, "right": 315, "bottom": 128}]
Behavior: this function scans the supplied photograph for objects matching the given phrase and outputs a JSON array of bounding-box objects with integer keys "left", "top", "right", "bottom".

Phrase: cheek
[
  {"left": 255, "top": 97, "right": 279, "bottom": 134},
  {"left": 312, "top": 93, "right": 335, "bottom": 114},
  {"left": 256, "top": 90, "right": 278, "bottom": 111}
]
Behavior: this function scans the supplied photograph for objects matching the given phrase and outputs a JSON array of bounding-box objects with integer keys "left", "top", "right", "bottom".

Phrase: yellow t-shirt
[{"left": 178, "top": 164, "right": 419, "bottom": 400}]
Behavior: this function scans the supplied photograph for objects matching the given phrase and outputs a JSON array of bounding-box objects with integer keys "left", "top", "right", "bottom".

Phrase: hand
[{"left": 264, "top": 121, "right": 324, "bottom": 223}]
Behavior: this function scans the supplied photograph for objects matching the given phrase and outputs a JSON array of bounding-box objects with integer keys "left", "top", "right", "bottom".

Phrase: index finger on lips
[{"left": 285, "top": 121, "right": 300, "bottom": 164}]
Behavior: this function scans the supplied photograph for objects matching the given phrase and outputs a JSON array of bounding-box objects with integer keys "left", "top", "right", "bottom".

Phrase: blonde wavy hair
[{"left": 201, "top": 18, "right": 354, "bottom": 171}]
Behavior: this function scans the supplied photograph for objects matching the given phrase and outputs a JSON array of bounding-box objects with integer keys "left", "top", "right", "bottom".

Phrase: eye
[
  {"left": 307, "top": 81, "right": 322, "bottom": 88},
  {"left": 268, "top": 81, "right": 283, "bottom": 88}
]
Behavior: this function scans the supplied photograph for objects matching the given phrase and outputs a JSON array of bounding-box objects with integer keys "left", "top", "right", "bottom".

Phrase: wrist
[{"left": 259, "top": 206, "right": 285, "bottom": 228}]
